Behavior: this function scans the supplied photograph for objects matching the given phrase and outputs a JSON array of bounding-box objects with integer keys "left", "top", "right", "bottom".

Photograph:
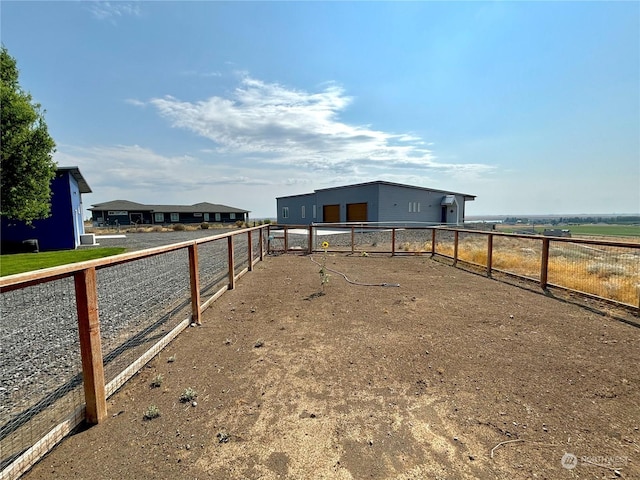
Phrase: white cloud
[
  {"left": 147, "top": 76, "right": 494, "bottom": 178},
  {"left": 88, "top": 1, "right": 141, "bottom": 21},
  {"left": 125, "top": 98, "right": 145, "bottom": 107}
]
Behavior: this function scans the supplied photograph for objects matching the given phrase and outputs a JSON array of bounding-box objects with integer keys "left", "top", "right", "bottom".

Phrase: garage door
[
  {"left": 323, "top": 204, "right": 340, "bottom": 223},
  {"left": 347, "top": 203, "right": 367, "bottom": 222}
]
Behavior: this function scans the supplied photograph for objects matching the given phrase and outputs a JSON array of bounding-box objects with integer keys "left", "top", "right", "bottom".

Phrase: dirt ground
[{"left": 23, "top": 254, "right": 639, "bottom": 479}]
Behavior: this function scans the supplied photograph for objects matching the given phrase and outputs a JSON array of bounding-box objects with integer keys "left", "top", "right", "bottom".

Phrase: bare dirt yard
[{"left": 23, "top": 254, "right": 639, "bottom": 479}]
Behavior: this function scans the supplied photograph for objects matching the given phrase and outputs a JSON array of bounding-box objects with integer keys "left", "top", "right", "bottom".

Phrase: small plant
[
  {"left": 167, "top": 355, "right": 176, "bottom": 363},
  {"left": 172, "top": 223, "right": 186, "bottom": 231},
  {"left": 180, "top": 387, "right": 198, "bottom": 403},
  {"left": 143, "top": 404, "right": 160, "bottom": 420},
  {"left": 235, "top": 220, "right": 245, "bottom": 228},
  {"left": 150, "top": 374, "right": 163, "bottom": 388},
  {"left": 319, "top": 241, "right": 330, "bottom": 291},
  {"left": 200, "top": 222, "right": 210, "bottom": 229}
]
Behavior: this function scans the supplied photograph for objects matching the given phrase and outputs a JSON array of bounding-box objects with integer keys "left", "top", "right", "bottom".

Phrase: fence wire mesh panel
[
  {"left": 251, "top": 231, "right": 262, "bottom": 264},
  {"left": 492, "top": 235, "right": 541, "bottom": 282},
  {"left": 233, "top": 235, "right": 249, "bottom": 274},
  {"left": 349, "top": 227, "right": 390, "bottom": 253},
  {"left": 548, "top": 240, "right": 640, "bottom": 305},
  {"left": 197, "top": 239, "right": 229, "bottom": 301},
  {"left": 312, "top": 227, "right": 352, "bottom": 252},
  {"left": 281, "top": 228, "right": 307, "bottom": 252},
  {"left": 394, "top": 228, "right": 432, "bottom": 255},
  {"left": 97, "top": 249, "right": 192, "bottom": 387},
  {"left": 267, "top": 228, "right": 287, "bottom": 252},
  {"left": 0, "top": 278, "right": 84, "bottom": 471},
  {"left": 457, "top": 231, "right": 488, "bottom": 267},
  {"left": 433, "top": 229, "right": 456, "bottom": 258}
]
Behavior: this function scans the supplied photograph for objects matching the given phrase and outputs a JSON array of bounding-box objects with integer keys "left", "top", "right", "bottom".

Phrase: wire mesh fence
[
  {"left": 97, "top": 249, "right": 192, "bottom": 388},
  {"left": 548, "top": 240, "right": 640, "bottom": 305},
  {"left": 0, "top": 226, "right": 269, "bottom": 479},
  {"left": 197, "top": 238, "right": 229, "bottom": 302},
  {"left": 0, "top": 278, "right": 84, "bottom": 472}
]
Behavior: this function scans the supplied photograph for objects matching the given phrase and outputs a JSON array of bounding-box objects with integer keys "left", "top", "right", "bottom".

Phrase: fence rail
[
  {"left": 268, "top": 224, "right": 640, "bottom": 311},
  {"left": 0, "top": 225, "right": 267, "bottom": 480}
]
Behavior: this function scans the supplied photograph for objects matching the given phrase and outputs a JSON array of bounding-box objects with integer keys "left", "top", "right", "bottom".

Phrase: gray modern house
[
  {"left": 90, "top": 200, "right": 249, "bottom": 226},
  {"left": 276, "top": 181, "right": 475, "bottom": 225}
]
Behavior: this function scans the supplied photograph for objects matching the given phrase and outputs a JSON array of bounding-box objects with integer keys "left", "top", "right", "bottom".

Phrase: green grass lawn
[
  {"left": 560, "top": 224, "right": 640, "bottom": 237},
  {"left": 0, "top": 247, "right": 126, "bottom": 277}
]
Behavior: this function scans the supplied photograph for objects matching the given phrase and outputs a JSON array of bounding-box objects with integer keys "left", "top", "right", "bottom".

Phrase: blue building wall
[{"left": 1, "top": 171, "right": 84, "bottom": 252}]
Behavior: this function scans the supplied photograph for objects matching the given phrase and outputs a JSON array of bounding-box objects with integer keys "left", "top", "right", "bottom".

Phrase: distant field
[
  {"left": 497, "top": 224, "right": 639, "bottom": 237},
  {"left": 563, "top": 224, "right": 639, "bottom": 237}
]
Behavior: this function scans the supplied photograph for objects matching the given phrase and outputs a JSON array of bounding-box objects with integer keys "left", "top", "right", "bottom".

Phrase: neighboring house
[
  {"left": 1, "top": 166, "right": 91, "bottom": 252},
  {"left": 276, "top": 181, "right": 475, "bottom": 225},
  {"left": 89, "top": 201, "right": 249, "bottom": 226}
]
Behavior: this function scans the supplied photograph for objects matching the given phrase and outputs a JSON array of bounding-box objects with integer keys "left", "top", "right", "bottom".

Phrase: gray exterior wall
[
  {"left": 276, "top": 182, "right": 473, "bottom": 225},
  {"left": 316, "top": 183, "right": 380, "bottom": 223}
]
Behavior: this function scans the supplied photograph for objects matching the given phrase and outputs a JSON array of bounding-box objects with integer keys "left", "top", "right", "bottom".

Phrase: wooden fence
[
  {"left": 0, "top": 225, "right": 267, "bottom": 480},
  {"left": 268, "top": 224, "right": 640, "bottom": 312}
]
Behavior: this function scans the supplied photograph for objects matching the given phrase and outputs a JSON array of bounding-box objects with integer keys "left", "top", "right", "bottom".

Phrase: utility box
[{"left": 80, "top": 234, "right": 96, "bottom": 245}]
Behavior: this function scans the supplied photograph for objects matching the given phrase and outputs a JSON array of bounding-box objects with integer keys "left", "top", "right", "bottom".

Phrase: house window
[
  {"left": 301, "top": 206, "right": 306, "bottom": 219},
  {"left": 170, "top": 213, "right": 179, "bottom": 222},
  {"left": 417, "top": 203, "right": 421, "bottom": 213},
  {"left": 204, "top": 213, "right": 209, "bottom": 221},
  {"left": 194, "top": 212, "right": 202, "bottom": 217},
  {"left": 282, "top": 206, "right": 289, "bottom": 219},
  {"left": 230, "top": 213, "right": 236, "bottom": 220},
  {"left": 312, "top": 205, "right": 316, "bottom": 218},
  {"left": 408, "top": 202, "right": 413, "bottom": 213},
  {"left": 408, "top": 202, "right": 420, "bottom": 213},
  {"left": 215, "top": 213, "right": 221, "bottom": 222},
  {"left": 154, "top": 212, "right": 164, "bottom": 222}
]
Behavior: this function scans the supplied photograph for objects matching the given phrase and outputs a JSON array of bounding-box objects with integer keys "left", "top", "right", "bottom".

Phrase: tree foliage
[{"left": 1, "top": 45, "right": 57, "bottom": 223}]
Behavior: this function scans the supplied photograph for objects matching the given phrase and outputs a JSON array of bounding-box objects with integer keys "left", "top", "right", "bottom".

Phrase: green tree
[{"left": 1, "top": 46, "right": 56, "bottom": 223}]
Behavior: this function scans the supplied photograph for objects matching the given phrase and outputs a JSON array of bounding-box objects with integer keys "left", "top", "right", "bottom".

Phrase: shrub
[
  {"left": 179, "top": 387, "right": 198, "bottom": 403},
  {"left": 143, "top": 405, "right": 160, "bottom": 420},
  {"left": 150, "top": 374, "right": 163, "bottom": 388},
  {"left": 235, "top": 220, "right": 245, "bottom": 228},
  {"left": 152, "top": 225, "right": 164, "bottom": 232},
  {"left": 172, "top": 223, "right": 186, "bottom": 231},
  {"left": 200, "top": 222, "right": 210, "bottom": 230}
]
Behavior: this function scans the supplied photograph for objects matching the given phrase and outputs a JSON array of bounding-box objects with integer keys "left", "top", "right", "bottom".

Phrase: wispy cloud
[
  {"left": 88, "top": 1, "right": 141, "bottom": 21},
  {"left": 124, "top": 98, "right": 145, "bottom": 107},
  {"left": 180, "top": 70, "right": 223, "bottom": 78},
  {"left": 147, "top": 75, "right": 494, "bottom": 178}
]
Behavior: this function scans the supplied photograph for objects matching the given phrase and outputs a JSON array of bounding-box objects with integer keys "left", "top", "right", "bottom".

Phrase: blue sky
[{"left": 2, "top": 1, "right": 638, "bottom": 218}]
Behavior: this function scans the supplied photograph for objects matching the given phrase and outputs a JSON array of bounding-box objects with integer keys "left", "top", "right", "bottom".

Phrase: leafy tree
[{"left": 1, "top": 46, "right": 56, "bottom": 223}]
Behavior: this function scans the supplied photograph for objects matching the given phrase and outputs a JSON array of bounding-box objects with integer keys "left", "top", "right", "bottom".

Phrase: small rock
[
  {"left": 185, "top": 444, "right": 191, "bottom": 450},
  {"left": 192, "top": 401, "right": 198, "bottom": 407},
  {"left": 368, "top": 440, "right": 373, "bottom": 446},
  {"left": 254, "top": 340, "right": 264, "bottom": 348},
  {"left": 469, "top": 455, "right": 475, "bottom": 461}
]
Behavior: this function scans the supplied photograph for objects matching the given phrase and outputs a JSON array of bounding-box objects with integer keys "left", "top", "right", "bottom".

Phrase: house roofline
[{"left": 277, "top": 180, "right": 475, "bottom": 200}]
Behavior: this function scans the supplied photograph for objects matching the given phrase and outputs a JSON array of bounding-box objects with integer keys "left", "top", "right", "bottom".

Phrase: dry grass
[{"left": 431, "top": 237, "right": 640, "bottom": 305}]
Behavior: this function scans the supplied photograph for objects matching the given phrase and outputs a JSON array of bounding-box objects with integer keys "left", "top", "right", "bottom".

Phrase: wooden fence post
[
  {"left": 486, "top": 233, "right": 493, "bottom": 277},
  {"left": 540, "top": 237, "right": 550, "bottom": 290},
  {"left": 308, "top": 225, "right": 313, "bottom": 254},
  {"left": 228, "top": 236, "right": 235, "bottom": 290},
  {"left": 284, "top": 226, "right": 289, "bottom": 253},
  {"left": 248, "top": 230, "right": 253, "bottom": 271},
  {"left": 74, "top": 267, "right": 107, "bottom": 424},
  {"left": 188, "top": 244, "right": 201, "bottom": 325},
  {"left": 431, "top": 229, "right": 436, "bottom": 257},
  {"left": 259, "top": 227, "right": 265, "bottom": 260},
  {"left": 453, "top": 231, "right": 459, "bottom": 266},
  {"left": 391, "top": 228, "right": 396, "bottom": 256},
  {"left": 351, "top": 226, "right": 355, "bottom": 254}
]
